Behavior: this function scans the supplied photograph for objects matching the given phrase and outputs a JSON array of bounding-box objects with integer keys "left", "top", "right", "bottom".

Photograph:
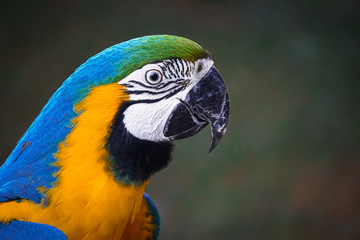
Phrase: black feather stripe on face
[{"left": 106, "top": 101, "right": 173, "bottom": 184}]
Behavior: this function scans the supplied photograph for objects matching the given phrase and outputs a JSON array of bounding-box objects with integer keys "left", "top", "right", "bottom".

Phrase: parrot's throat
[{"left": 106, "top": 101, "right": 173, "bottom": 184}]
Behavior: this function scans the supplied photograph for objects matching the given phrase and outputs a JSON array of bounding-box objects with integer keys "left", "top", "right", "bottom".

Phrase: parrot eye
[{"left": 145, "top": 69, "right": 163, "bottom": 85}]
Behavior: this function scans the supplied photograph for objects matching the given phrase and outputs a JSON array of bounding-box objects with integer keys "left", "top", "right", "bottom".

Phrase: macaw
[{"left": 0, "top": 35, "right": 229, "bottom": 239}]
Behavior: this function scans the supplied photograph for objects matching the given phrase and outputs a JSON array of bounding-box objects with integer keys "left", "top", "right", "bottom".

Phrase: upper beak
[{"left": 164, "top": 66, "right": 230, "bottom": 152}]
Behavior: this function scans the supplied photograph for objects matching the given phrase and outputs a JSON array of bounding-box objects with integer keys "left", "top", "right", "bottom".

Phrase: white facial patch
[
  {"left": 118, "top": 58, "right": 214, "bottom": 142},
  {"left": 120, "top": 99, "right": 179, "bottom": 141}
]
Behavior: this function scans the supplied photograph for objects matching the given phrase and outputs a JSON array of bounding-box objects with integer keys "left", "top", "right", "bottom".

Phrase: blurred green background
[{"left": 0, "top": 0, "right": 359, "bottom": 239}]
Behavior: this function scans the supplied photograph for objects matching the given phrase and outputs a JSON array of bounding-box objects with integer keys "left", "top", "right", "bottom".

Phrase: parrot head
[
  {"left": 116, "top": 45, "right": 229, "bottom": 152},
  {"left": 96, "top": 35, "right": 230, "bottom": 182}
]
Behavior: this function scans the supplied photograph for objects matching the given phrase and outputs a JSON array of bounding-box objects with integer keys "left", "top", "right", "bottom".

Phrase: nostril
[{"left": 197, "top": 63, "right": 203, "bottom": 72}]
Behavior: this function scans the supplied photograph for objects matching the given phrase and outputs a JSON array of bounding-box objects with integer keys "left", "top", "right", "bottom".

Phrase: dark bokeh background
[{"left": 1, "top": 1, "right": 359, "bottom": 239}]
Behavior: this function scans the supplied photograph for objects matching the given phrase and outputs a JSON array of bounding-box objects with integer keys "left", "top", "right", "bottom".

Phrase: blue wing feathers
[
  {"left": 143, "top": 193, "right": 161, "bottom": 240},
  {"left": 0, "top": 220, "right": 67, "bottom": 240}
]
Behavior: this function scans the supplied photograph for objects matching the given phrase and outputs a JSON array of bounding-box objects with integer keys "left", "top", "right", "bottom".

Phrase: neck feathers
[
  {"left": 107, "top": 101, "right": 173, "bottom": 184},
  {"left": 54, "top": 83, "right": 129, "bottom": 181},
  {"left": 58, "top": 83, "right": 173, "bottom": 185}
]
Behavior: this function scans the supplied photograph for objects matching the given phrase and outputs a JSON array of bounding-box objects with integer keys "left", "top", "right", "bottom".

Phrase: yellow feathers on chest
[{"left": 0, "top": 83, "right": 146, "bottom": 239}]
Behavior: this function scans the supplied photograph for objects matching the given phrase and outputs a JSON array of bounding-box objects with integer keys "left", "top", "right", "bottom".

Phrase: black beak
[{"left": 164, "top": 66, "right": 230, "bottom": 152}]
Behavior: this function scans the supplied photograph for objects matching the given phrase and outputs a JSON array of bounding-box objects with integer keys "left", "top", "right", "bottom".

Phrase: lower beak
[{"left": 163, "top": 66, "right": 230, "bottom": 152}]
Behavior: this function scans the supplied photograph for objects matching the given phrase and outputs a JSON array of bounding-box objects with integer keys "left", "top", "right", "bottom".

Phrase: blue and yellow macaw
[{"left": 0, "top": 35, "right": 229, "bottom": 239}]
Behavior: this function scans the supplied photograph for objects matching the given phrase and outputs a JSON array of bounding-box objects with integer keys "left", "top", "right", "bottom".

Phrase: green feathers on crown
[{"left": 114, "top": 35, "right": 211, "bottom": 80}]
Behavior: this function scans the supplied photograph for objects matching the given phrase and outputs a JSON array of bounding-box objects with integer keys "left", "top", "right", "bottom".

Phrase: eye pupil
[{"left": 150, "top": 72, "right": 159, "bottom": 81}]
